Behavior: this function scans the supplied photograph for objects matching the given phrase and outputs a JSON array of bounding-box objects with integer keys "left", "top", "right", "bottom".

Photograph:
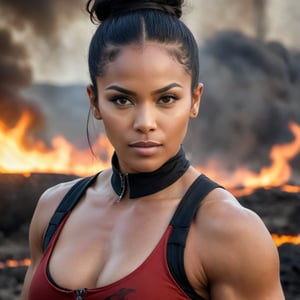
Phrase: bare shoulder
[
  {"left": 28, "top": 177, "right": 83, "bottom": 252},
  {"left": 196, "top": 188, "right": 271, "bottom": 242},
  {"left": 189, "top": 187, "right": 284, "bottom": 299},
  {"left": 195, "top": 187, "right": 277, "bottom": 268},
  {"left": 29, "top": 170, "right": 111, "bottom": 248},
  {"left": 20, "top": 177, "right": 85, "bottom": 300},
  {"left": 35, "top": 178, "right": 83, "bottom": 221}
]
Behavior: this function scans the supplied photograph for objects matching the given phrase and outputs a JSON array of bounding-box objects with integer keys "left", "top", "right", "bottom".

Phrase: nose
[{"left": 133, "top": 103, "right": 157, "bottom": 133}]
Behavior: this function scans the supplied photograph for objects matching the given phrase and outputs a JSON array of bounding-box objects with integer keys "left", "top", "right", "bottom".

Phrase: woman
[{"left": 21, "top": 0, "right": 285, "bottom": 299}]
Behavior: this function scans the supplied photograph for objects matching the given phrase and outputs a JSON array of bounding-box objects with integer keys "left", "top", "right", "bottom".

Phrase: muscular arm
[
  {"left": 20, "top": 179, "right": 80, "bottom": 300},
  {"left": 20, "top": 201, "right": 45, "bottom": 300},
  {"left": 187, "top": 189, "right": 285, "bottom": 300}
]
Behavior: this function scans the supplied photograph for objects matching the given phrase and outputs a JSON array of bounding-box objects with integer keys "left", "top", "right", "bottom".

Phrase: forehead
[{"left": 98, "top": 42, "right": 191, "bottom": 85}]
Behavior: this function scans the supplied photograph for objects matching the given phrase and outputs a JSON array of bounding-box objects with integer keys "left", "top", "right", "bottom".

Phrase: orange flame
[
  {"left": 200, "top": 122, "right": 300, "bottom": 196},
  {"left": 0, "top": 258, "right": 31, "bottom": 269},
  {"left": 0, "top": 111, "right": 113, "bottom": 176},
  {"left": 1, "top": 114, "right": 299, "bottom": 249},
  {"left": 272, "top": 234, "right": 300, "bottom": 247},
  {"left": 0, "top": 112, "right": 299, "bottom": 193},
  {"left": 1, "top": 233, "right": 298, "bottom": 270},
  {"left": 1, "top": 111, "right": 300, "bottom": 190}
]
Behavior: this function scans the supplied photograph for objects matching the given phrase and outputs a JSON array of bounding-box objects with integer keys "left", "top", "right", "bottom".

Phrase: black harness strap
[
  {"left": 167, "top": 174, "right": 222, "bottom": 299},
  {"left": 42, "top": 172, "right": 221, "bottom": 299},
  {"left": 42, "top": 173, "right": 99, "bottom": 251}
]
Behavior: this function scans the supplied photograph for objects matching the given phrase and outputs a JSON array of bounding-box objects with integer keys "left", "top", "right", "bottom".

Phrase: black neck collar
[{"left": 111, "top": 147, "right": 190, "bottom": 200}]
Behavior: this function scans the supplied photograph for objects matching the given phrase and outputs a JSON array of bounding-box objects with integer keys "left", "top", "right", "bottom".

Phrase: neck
[{"left": 111, "top": 147, "right": 190, "bottom": 201}]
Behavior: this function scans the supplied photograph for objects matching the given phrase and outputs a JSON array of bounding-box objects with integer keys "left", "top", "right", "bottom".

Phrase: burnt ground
[{"left": 0, "top": 173, "right": 299, "bottom": 300}]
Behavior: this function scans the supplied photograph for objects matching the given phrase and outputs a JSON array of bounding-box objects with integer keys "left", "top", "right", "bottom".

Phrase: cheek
[
  {"left": 100, "top": 114, "right": 120, "bottom": 136},
  {"left": 100, "top": 111, "right": 133, "bottom": 150},
  {"left": 100, "top": 105, "right": 128, "bottom": 130},
  {"left": 101, "top": 123, "right": 123, "bottom": 152},
  {"left": 102, "top": 117, "right": 123, "bottom": 137},
  {"left": 162, "top": 110, "right": 190, "bottom": 137}
]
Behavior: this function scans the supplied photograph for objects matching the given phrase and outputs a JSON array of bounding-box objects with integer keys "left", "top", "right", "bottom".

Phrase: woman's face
[{"left": 88, "top": 42, "right": 203, "bottom": 173}]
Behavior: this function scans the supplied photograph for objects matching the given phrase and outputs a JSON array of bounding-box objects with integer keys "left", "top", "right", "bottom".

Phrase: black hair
[
  {"left": 86, "top": 0, "right": 200, "bottom": 94},
  {"left": 85, "top": 1, "right": 200, "bottom": 155}
]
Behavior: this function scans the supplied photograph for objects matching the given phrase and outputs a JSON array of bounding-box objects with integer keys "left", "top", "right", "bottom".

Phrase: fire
[
  {"left": 0, "top": 111, "right": 299, "bottom": 194},
  {"left": 272, "top": 234, "right": 300, "bottom": 247},
  {"left": 0, "top": 233, "right": 298, "bottom": 270},
  {"left": 0, "top": 258, "right": 30, "bottom": 269},
  {"left": 0, "top": 111, "right": 114, "bottom": 176},
  {"left": 1, "top": 114, "right": 299, "bottom": 264},
  {"left": 1, "top": 111, "right": 300, "bottom": 189},
  {"left": 1, "top": 111, "right": 300, "bottom": 194},
  {"left": 201, "top": 122, "right": 300, "bottom": 196},
  {"left": 0, "top": 232, "right": 297, "bottom": 270}
]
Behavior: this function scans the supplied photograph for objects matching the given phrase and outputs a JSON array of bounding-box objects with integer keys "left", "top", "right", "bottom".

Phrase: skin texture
[
  {"left": 21, "top": 43, "right": 285, "bottom": 300},
  {"left": 89, "top": 43, "right": 201, "bottom": 174}
]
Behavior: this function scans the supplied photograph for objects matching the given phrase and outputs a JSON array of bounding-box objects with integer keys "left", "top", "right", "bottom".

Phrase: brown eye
[
  {"left": 158, "top": 95, "right": 179, "bottom": 105},
  {"left": 110, "top": 95, "right": 133, "bottom": 106}
]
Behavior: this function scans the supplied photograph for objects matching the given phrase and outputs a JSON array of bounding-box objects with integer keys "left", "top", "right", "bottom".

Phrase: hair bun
[{"left": 86, "top": 0, "right": 184, "bottom": 23}]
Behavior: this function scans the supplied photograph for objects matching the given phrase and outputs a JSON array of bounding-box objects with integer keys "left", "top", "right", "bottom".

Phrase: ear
[
  {"left": 86, "top": 84, "right": 102, "bottom": 120},
  {"left": 189, "top": 83, "right": 203, "bottom": 119}
]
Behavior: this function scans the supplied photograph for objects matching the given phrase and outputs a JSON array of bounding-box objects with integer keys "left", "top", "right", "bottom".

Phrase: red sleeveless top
[
  {"left": 29, "top": 217, "right": 190, "bottom": 299},
  {"left": 29, "top": 174, "right": 219, "bottom": 299}
]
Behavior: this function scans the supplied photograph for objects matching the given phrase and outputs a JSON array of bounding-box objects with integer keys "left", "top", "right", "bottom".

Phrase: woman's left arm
[{"left": 187, "top": 191, "right": 285, "bottom": 300}]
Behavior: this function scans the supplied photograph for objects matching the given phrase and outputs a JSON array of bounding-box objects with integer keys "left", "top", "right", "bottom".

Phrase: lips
[{"left": 129, "top": 141, "right": 162, "bottom": 148}]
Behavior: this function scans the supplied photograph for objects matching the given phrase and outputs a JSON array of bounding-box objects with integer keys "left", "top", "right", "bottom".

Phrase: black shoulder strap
[
  {"left": 42, "top": 173, "right": 99, "bottom": 252},
  {"left": 167, "top": 174, "right": 222, "bottom": 299}
]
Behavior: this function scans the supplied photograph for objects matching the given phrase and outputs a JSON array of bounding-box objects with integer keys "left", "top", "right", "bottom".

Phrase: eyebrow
[{"left": 105, "top": 83, "right": 183, "bottom": 96}]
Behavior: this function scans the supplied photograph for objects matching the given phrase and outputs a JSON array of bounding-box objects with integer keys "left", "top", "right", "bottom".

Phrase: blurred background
[
  {"left": 0, "top": 0, "right": 300, "bottom": 189},
  {"left": 0, "top": 1, "right": 300, "bottom": 299}
]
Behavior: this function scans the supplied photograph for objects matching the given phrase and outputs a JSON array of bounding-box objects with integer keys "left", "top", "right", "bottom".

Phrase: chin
[{"left": 125, "top": 157, "right": 165, "bottom": 174}]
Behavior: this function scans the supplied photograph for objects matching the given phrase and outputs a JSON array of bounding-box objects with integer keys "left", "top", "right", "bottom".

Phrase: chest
[{"left": 48, "top": 197, "right": 179, "bottom": 290}]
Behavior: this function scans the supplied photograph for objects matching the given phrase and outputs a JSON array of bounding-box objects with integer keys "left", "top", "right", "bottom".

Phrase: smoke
[
  {"left": 0, "top": 0, "right": 86, "bottom": 144},
  {"left": 0, "top": 0, "right": 90, "bottom": 83},
  {"left": 0, "top": 0, "right": 84, "bottom": 39},
  {"left": 186, "top": 30, "right": 300, "bottom": 171},
  {"left": 0, "top": 28, "right": 32, "bottom": 89},
  {"left": 0, "top": 0, "right": 299, "bottom": 171},
  {"left": 0, "top": 27, "right": 44, "bottom": 141}
]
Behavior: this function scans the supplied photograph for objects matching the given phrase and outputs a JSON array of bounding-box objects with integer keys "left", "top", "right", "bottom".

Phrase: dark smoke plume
[
  {"left": 0, "top": 28, "right": 32, "bottom": 89},
  {"left": 0, "top": 0, "right": 84, "bottom": 39},
  {"left": 187, "top": 31, "right": 300, "bottom": 171},
  {"left": 0, "top": 0, "right": 85, "bottom": 144},
  {"left": 0, "top": 26, "right": 44, "bottom": 141}
]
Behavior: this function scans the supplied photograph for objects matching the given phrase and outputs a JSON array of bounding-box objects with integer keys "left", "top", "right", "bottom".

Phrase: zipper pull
[
  {"left": 75, "top": 288, "right": 87, "bottom": 300},
  {"left": 118, "top": 173, "right": 128, "bottom": 201}
]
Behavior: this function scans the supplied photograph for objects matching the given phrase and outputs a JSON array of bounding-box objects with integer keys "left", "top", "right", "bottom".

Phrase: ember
[
  {"left": 0, "top": 171, "right": 299, "bottom": 299},
  {"left": 272, "top": 234, "right": 300, "bottom": 247},
  {"left": 1, "top": 234, "right": 299, "bottom": 269},
  {"left": 0, "top": 259, "right": 30, "bottom": 269},
  {"left": 0, "top": 99, "right": 300, "bottom": 300},
  {"left": 0, "top": 0, "right": 299, "bottom": 297}
]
